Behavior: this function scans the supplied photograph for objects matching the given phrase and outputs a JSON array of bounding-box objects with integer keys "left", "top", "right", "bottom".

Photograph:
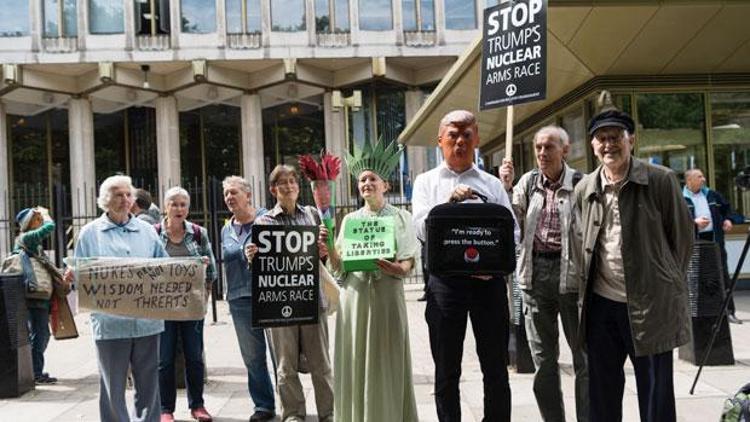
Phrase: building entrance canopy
[{"left": 398, "top": 1, "right": 750, "bottom": 150}]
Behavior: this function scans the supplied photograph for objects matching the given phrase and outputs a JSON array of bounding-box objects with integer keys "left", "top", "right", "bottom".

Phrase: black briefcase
[{"left": 425, "top": 202, "right": 516, "bottom": 277}]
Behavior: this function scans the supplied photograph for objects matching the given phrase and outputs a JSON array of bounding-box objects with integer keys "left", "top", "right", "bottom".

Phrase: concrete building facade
[{"left": 0, "top": 0, "right": 500, "bottom": 255}]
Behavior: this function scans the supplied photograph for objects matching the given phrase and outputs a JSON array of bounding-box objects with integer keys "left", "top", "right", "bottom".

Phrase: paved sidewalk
[{"left": 2, "top": 287, "right": 750, "bottom": 421}]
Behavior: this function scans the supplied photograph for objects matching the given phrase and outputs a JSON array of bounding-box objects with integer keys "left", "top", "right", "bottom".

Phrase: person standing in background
[{"left": 683, "top": 168, "right": 746, "bottom": 324}]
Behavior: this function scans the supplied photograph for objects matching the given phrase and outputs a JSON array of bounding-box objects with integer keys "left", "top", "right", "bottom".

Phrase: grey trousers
[
  {"left": 523, "top": 254, "right": 588, "bottom": 422},
  {"left": 95, "top": 334, "right": 161, "bottom": 422},
  {"left": 267, "top": 317, "right": 334, "bottom": 422}
]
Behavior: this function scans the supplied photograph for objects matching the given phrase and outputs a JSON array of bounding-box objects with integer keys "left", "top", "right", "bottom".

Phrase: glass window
[
  {"left": 271, "top": 0, "right": 305, "bottom": 31},
  {"left": 89, "top": 0, "right": 124, "bottom": 34},
  {"left": 226, "top": 0, "right": 261, "bottom": 34},
  {"left": 347, "top": 82, "right": 406, "bottom": 193},
  {"left": 135, "top": 0, "right": 170, "bottom": 35},
  {"left": 179, "top": 105, "right": 241, "bottom": 216},
  {"left": 0, "top": 0, "right": 28, "bottom": 36},
  {"left": 44, "top": 0, "right": 77, "bottom": 37},
  {"left": 181, "top": 0, "right": 216, "bottom": 33},
  {"left": 315, "top": 0, "right": 350, "bottom": 32},
  {"left": 359, "top": 0, "right": 392, "bottom": 31},
  {"left": 561, "top": 106, "right": 587, "bottom": 171},
  {"left": 263, "top": 102, "right": 325, "bottom": 208},
  {"left": 445, "top": 0, "right": 475, "bottom": 29},
  {"left": 403, "top": 0, "right": 434, "bottom": 31},
  {"left": 127, "top": 107, "right": 159, "bottom": 193},
  {"left": 711, "top": 92, "right": 750, "bottom": 217},
  {"left": 94, "top": 111, "right": 127, "bottom": 182},
  {"left": 9, "top": 110, "right": 70, "bottom": 215},
  {"left": 635, "top": 93, "right": 707, "bottom": 178}
]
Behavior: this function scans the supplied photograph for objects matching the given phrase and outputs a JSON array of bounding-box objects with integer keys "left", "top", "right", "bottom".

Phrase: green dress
[{"left": 333, "top": 204, "right": 419, "bottom": 422}]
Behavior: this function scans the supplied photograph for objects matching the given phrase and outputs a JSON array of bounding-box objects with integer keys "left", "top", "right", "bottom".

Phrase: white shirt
[
  {"left": 412, "top": 162, "right": 520, "bottom": 244},
  {"left": 689, "top": 190, "right": 713, "bottom": 233}
]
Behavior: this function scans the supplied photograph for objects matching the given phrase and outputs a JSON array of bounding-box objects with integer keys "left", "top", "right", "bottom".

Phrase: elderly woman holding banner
[
  {"left": 69, "top": 175, "right": 167, "bottom": 422},
  {"left": 156, "top": 187, "right": 216, "bottom": 422},
  {"left": 327, "top": 139, "right": 419, "bottom": 422}
]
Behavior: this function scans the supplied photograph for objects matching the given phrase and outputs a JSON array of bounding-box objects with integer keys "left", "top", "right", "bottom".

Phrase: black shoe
[
  {"left": 249, "top": 410, "right": 275, "bottom": 421},
  {"left": 728, "top": 314, "right": 743, "bottom": 324},
  {"left": 35, "top": 374, "right": 57, "bottom": 385}
]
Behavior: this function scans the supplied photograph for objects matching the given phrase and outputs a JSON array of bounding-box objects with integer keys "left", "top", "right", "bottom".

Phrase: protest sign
[
  {"left": 252, "top": 225, "right": 319, "bottom": 328},
  {"left": 480, "top": 0, "right": 547, "bottom": 110},
  {"left": 75, "top": 257, "right": 207, "bottom": 320},
  {"left": 341, "top": 216, "right": 396, "bottom": 272}
]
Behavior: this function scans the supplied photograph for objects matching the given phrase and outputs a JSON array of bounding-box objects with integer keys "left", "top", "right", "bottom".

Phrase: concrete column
[
  {"left": 349, "top": 0, "right": 360, "bottom": 45},
  {"left": 240, "top": 94, "right": 267, "bottom": 207},
  {"left": 29, "top": 0, "right": 41, "bottom": 51},
  {"left": 77, "top": 0, "right": 88, "bottom": 49},
  {"left": 306, "top": 0, "right": 316, "bottom": 46},
  {"left": 323, "top": 92, "right": 347, "bottom": 164},
  {"left": 260, "top": 0, "right": 271, "bottom": 47},
  {"left": 323, "top": 91, "right": 350, "bottom": 203},
  {"left": 170, "top": 0, "right": 181, "bottom": 48},
  {"left": 123, "top": 0, "right": 135, "bottom": 50},
  {"left": 434, "top": 0, "right": 445, "bottom": 45},
  {"left": 68, "top": 97, "right": 97, "bottom": 228},
  {"left": 405, "top": 88, "right": 429, "bottom": 178},
  {"left": 216, "top": 0, "right": 226, "bottom": 47},
  {"left": 0, "top": 102, "right": 11, "bottom": 257},
  {"left": 155, "top": 95, "right": 181, "bottom": 203},
  {"left": 393, "top": 0, "right": 404, "bottom": 45}
]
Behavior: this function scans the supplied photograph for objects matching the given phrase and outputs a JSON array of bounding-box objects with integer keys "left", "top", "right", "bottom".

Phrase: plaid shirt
[
  {"left": 255, "top": 203, "right": 318, "bottom": 226},
  {"left": 157, "top": 219, "right": 218, "bottom": 283},
  {"left": 532, "top": 175, "right": 563, "bottom": 252}
]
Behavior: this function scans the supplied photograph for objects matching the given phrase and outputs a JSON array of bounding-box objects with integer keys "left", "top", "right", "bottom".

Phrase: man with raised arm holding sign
[{"left": 412, "top": 110, "right": 519, "bottom": 422}]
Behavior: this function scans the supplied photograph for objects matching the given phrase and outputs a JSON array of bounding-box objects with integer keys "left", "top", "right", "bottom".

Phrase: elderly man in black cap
[{"left": 574, "top": 109, "right": 693, "bottom": 422}]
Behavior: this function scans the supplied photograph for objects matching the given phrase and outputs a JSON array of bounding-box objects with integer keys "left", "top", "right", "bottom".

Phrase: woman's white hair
[
  {"left": 164, "top": 186, "right": 191, "bottom": 208},
  {"left": 97, "top": 175, "right": 134, "bottom": 212},
  {"left": 222, "top": 176, "right": 253, "bottom": 196}
]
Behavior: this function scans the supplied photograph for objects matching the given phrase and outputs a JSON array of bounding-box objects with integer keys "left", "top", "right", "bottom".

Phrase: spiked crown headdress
[{"left": 345, "top": 137, "right": 404, "bottom": 180}]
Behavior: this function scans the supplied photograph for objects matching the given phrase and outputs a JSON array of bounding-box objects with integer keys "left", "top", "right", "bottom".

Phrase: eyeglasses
[
  {"left": 274, "top": 178, "right": 298, "bottom": 187},
  {"left": 593, "top": 132, "right": 627, "bottom": 144}
]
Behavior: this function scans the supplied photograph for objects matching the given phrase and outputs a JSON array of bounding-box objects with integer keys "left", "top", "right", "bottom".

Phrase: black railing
[{"left": 0, "top": 178, "right": 425, "bottom": 314}]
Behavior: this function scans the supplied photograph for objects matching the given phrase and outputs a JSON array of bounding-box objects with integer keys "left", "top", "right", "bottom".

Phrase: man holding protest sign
[
  {"left": 246, "top": 165, "right": 333, "bottom": 422},
  {"left": 499, "top": 126, "right": 588, "bottom": 422},
  {"left": 68, "top": 175, "right": 168, "bottom": 422},
  {"left": 412, "top": 110, "right": 519, "bottom": 422},
  {"left": 220, "top": 176, "right": 276, "bottom": 422}
]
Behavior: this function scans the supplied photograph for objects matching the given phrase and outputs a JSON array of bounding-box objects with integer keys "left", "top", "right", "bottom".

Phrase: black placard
[
  {"left": 480, "top": 0, "right": 547, "bottom": 110},
  {"left": 251, "top": 225, "right": 319, "bottom": 328}
]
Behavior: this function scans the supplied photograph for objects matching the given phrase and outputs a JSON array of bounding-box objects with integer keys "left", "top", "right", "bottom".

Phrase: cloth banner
[{"left": 75, "top": 257, "right": 207, "bottom": 320}]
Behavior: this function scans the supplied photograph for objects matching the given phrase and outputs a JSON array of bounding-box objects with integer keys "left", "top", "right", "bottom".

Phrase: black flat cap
[{"left": 587, "top": 109, "right": 635, "bottom": 136}]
